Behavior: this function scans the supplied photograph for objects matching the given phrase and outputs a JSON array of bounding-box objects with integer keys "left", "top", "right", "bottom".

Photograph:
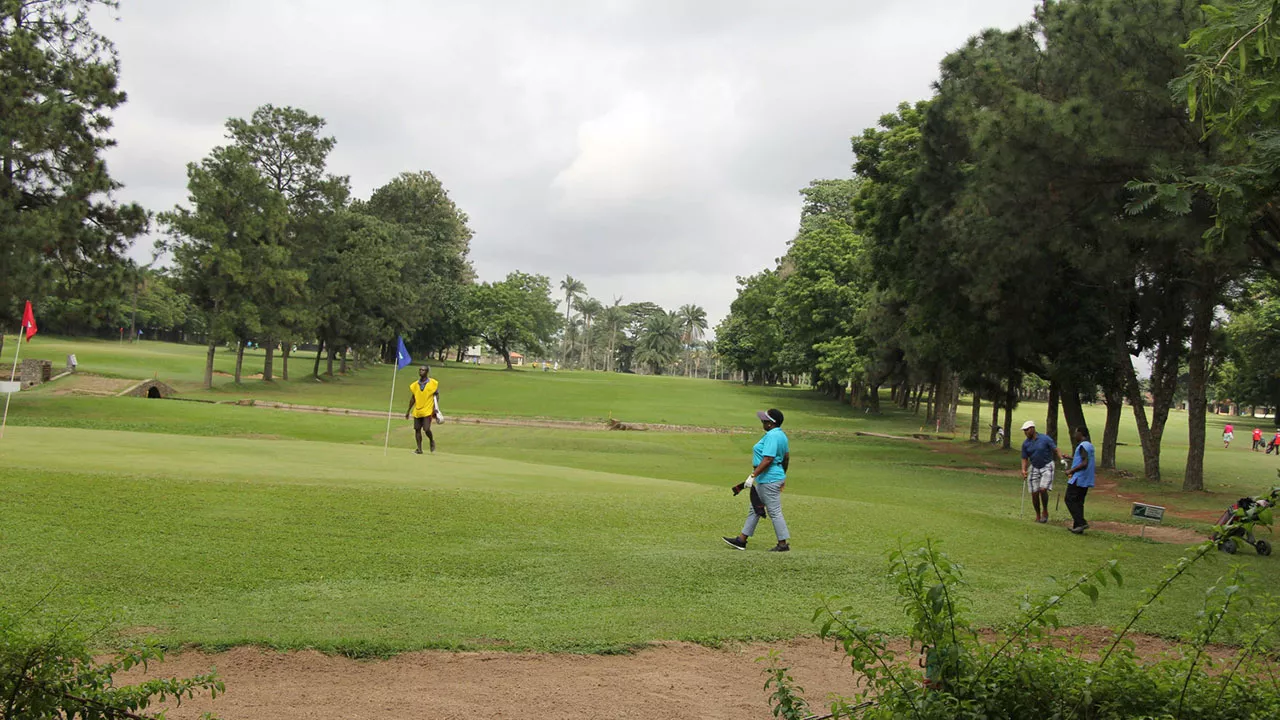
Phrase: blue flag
[{"left": 395, "top": 336, "right": 412, "bottom": 369}]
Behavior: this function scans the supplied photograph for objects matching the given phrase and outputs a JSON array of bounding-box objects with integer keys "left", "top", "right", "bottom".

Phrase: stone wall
[{"left": 17, "top": 359, "right": 52, "bottom": 387}]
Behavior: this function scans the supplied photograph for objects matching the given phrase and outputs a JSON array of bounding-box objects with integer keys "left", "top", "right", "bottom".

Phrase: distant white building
[{"left": 464, "top": 346, "right": 484, "bottom": 364}]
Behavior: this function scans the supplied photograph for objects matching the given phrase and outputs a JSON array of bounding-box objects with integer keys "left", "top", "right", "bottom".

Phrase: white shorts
[
  {"left": 1224, "top": 432, "right": 1234, "bottom": 442},
  {"left": 1027, "top": 464, "right": 1055, "bottom": 493}
]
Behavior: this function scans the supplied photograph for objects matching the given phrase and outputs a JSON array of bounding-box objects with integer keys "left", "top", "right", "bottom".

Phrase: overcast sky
[{"left": 103, "top": 0, "right": 1039, "bottom": 327}]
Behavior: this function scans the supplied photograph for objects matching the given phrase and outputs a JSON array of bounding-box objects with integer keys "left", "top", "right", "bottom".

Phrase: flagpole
[
  {"left": 383, "top": 361, "right": 400, "bottom": 456},
  {"left": 1, "top": 329, "right": 25, "bottom": 441}
]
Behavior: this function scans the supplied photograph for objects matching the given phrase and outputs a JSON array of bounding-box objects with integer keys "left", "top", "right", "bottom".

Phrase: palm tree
[
  {"left": 677, "top": 304, "right": 708, "bottom": 377},
  {"left": 599, "top": 296, "right": 626, "bottom": 372},
  {"left": 559, "top": 275, "right": 586, "bottom": 364},
  {"left": 635, "top": 310, "right": 683, "bottom": 375},
  {"left": 575, "top": 296, "right": 604, "bottom": 370}
]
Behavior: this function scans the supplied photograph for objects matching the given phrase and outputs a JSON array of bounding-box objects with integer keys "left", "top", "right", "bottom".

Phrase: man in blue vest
[{"left": 1064, "top": 426, "right": 1095, "bottom": 534}]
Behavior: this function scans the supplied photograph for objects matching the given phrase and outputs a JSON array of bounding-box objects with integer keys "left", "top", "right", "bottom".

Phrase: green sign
[{"left": 1132, "top": 503, "right": 1165, "bottom": 523}]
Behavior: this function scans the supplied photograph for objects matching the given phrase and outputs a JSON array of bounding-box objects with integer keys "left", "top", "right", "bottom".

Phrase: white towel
[{"left": 433, "top": 397, "right": 446, "bottom": 424}]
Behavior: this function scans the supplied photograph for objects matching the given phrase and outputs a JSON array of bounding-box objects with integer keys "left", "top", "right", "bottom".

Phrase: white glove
[{"left": 744, "top": 474, "right": 755, "bottom": 489}]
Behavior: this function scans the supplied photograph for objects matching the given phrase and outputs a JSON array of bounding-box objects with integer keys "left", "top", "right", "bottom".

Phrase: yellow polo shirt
[{"left": 409, "top": 378, "right": 439, "bottom": 418}]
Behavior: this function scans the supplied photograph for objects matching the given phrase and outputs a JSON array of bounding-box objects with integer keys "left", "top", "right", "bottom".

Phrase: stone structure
[
  {"left": 119, "top": 380, "right": 177, "bottom": 399},
  {"left": 17, "top": 359, "right": 52, "bottom": 388}
]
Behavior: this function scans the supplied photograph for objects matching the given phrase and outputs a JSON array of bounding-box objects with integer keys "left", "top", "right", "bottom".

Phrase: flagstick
[
  {"left": 383, "top": 361, "right": 400, "bottom": 456},
  {"left": 1, "top": 331, "right": 25, "bottom": 441}
]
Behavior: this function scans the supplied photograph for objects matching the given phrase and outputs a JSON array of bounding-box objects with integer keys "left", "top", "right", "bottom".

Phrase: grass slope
[{"left": 1, "top": 421, "right": 1276, "bottom": 654}]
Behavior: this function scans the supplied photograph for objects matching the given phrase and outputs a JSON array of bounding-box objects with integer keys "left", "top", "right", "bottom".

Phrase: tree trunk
[
  {"left": 990, "top": 395, "right": 1000, "bottom": 443},
  {"left": 502, "top": 348, "right": 513, "bottom": 369},
  {"left": 313, "top": 340, "right": 325, "bottom": 378},
  {"left": 1002, "top": 372, "right": 1016, "bottom": 450},
  {"left": 925, "top": 382, "right": 936, "bottom": 425},
  {"left": 868, "top": 383, "right": 881, "bottom": 414},
  {"left": 1059, "top": 379, "right": 1089, "bottom": 444},
  {"left": 326, "top": 347, "right": 335, "bottom": 376},
  {"left": 1184, "top": 281, "right": 1215, "bottom": 492},
  {"left": 204, "top": 341, "right": 216, "bottom": 390},
  {"left": 940, "top": 373, "right": 959, "bottom": 433},
  {"left": 1046, "top": 380, "right": 1060, "bottom": 444},
  {"left": 282, "top": 344, "right": 290, "bottom": 381},
  {"left": 969, "top": 389, "right": 981, "bottom": 441},
  {"left": 340, "top": 347, "right": 349, "bottom": 375},
  {"left": 1101, "top": 387, "right": 1122, "bottom": 470},
  {"left": 263, "top": 339, "right": 275, "bottom": 381},
  {"left": 234, "top": 341, "right": 245, "bottom": 384}
]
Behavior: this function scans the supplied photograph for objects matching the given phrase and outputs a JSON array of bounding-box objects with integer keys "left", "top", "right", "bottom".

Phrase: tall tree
[
  {"left": 161, "top": 147, "right": 288, "bottom": 388},
  {"left": 576, "top": 296, "right": 603, "bottom": 370},
  {"left": 0, "top": 0, "right": 147, "bottom": 327},
  {"left": 470, "top": 271, "right": 560, "bottom": 369},
  {"left": 359, "top": 171, "right": 474, "bottom": 360},
  {"left": 225, "top": 104, "right": 348, "bottom": 381},
  {"left": 558, "top": 275, "right": 585, "bottom": 364},
  {"left": 677, "top": 304, "right": 708, "bottom": 377},
  {"left": 634, "top": 310, "right": 683, "bottom": 375}
]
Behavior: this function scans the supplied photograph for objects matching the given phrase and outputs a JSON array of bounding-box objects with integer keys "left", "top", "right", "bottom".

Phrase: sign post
[{"left": 1131, "top": 502, "right": 1166, "bottom": 539}]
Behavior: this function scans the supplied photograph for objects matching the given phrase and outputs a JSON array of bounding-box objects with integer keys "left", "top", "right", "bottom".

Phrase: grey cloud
[{"left": 105, "top": 0, "right": 1039, "bottom": 326}]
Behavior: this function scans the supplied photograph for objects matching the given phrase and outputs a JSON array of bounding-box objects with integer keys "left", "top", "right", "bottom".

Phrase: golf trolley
[{"left": 1212, "top": 488, "right": 1279, "bottom": 556}]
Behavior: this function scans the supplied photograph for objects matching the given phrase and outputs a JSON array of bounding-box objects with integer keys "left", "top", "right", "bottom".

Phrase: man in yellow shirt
[{"left": 404, "top": 365, "right": 440, "bottom": 454}]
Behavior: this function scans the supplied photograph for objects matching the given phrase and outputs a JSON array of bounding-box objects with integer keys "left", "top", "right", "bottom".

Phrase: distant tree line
[{"left": 716, "top": 0, "right": 1280, "bottom": 492}]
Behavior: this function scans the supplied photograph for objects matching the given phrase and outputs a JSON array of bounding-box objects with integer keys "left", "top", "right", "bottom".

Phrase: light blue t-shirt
[
  {"left": 753, "top": 427, "right": 789, "bottom": 484},
  {"left": 1070, "top": 440, "right": 1096, "bottom": 488}
]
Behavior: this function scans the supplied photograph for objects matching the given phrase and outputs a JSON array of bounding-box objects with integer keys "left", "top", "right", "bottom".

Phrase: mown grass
[{"left": 3, "top": 336, "right": 1279, "bottom": 654}]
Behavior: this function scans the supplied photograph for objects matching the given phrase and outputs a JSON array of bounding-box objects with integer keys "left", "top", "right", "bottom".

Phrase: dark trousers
[{"left": 1065, "top": 483, "right": 1089, "bottom": 529}]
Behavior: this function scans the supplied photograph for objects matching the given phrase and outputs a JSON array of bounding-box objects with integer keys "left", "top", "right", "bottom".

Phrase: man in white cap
[{"left": 1020, "top": 420, "right": 1063, "bottom": 523}]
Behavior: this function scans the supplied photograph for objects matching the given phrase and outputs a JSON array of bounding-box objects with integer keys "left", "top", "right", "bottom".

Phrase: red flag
[{"left": 21, "top": 301, "right": 36, "bottom": 342}]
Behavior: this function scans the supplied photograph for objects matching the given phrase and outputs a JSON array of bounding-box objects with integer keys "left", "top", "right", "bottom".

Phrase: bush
[
  {"left": 0, "top": 604, "right": 223, "bottom": 719},
  {"left": 769, "top": 489, "right": 1280, "bottom": 719}
]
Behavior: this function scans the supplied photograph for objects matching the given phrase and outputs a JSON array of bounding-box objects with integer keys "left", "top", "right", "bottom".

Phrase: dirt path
[
  {"left": 120, "top": 630, "right": 1227, "bottom": 720},
  {"left": 121, "top": 638, "right": 860, "bottom": 720}
]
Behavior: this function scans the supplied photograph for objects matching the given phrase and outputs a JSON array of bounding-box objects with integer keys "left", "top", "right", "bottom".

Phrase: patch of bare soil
[
  {"left": 118, "top": 631, "right": 1229, "bottom": 720},
  {"left": 48, "top": 374, "right": 135, "bottom": 396},
  {"left": 212, "top": 371, "right": 264, "bottom": 380},
  {"left": 118, "top": 639, "right": 859, "bottom": 720},
  {"left": 1084, "top": 520, "right": 1205, "bottom": 544}
]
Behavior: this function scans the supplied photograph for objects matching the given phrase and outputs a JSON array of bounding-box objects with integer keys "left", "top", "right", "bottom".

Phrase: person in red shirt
[
  {"left": 1254, "top": 428, "right": 1264, "bottom": 452},
  {"left": 1270, "top": 431, "right": 1280, "bottom": 456}
]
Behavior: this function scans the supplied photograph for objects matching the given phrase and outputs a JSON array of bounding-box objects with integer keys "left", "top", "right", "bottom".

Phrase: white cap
[{"left": 1021, "top": 420, "right": 1036, "bottom": 431}]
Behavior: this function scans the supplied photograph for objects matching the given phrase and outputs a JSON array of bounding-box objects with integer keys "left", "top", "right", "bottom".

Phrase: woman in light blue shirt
[{"left": 723, "top": 409, "right": 792, "bottom": 552}]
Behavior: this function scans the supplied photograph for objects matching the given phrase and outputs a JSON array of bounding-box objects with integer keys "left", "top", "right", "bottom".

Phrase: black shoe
[
  {"left": 768, "top": 543, "right": 791, "bottom": 552},
  {"left": 1070, "top": 526, "right": 1085, "bottom": 535},
  {"left": 722, "top": 536, "right": 747, "bottom": 551},
  {"left": 429, "top": 441, "right": 437, "bottom": 453},
  {"left": 414, "top": 448, "right": 423, "bottom": 455}
]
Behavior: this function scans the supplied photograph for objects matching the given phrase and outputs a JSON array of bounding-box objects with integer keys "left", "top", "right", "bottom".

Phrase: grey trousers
[{"left": 742, "top": 481, "right": 789, "bottom": 541}]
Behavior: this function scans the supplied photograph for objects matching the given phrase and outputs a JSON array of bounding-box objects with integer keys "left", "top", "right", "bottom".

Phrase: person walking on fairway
[
  {"left": 1254, "top": 427, "right": 1264, "bottom": 452},
  {"left": 724, "top": 409, "right": 791, "bottom": 552},
  {"left": 405, "top": 365, "right": 440, "bottom": 454},
  {"left": 1020, "top": 420, "right": 1063, "bottom": 524},
  {"left": 1223, "top": 423, "right": 1234, "bottom": 449},
  {"left": 1064, "top": 427, "right": 1095, "bottom": 534}
]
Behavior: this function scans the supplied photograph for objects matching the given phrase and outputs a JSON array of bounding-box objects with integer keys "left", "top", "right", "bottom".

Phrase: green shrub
[
  {"left": 769, "top": 489, "right": 1280, "bottom": 719},
  {"left": 0, "top": 604, "right": 223, "bottom": 719}
]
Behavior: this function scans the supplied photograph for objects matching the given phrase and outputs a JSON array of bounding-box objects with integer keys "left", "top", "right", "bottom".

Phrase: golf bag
[{"left": 1212, "top": 487, "right": 1279, "bottom": 556}]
